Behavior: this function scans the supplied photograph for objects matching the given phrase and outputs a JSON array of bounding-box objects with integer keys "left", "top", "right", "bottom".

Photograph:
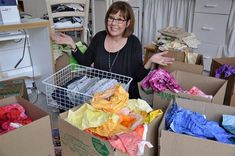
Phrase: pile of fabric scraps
[
  {"left": 165, "top": 101, "right": 235, "bottom": 144},
  {"left": 66, "top": 84, "right": 163, "bottom": 156},
  {"left": 155, "top": 27, "right": 200, "bottom": 50},
  {"left": 0, "top": 103, "right": 32, "bottom": 135},
  {"left": 215, "top": 64, "right": 235, "bottom": 78},
  {"left": 140, "top": 68, "right": 213, "bottom": 99},
  {"left": 140, "top": 68, "right": 183, "bottom": 94},
  {"left": 155, "top": 35, "right": 187, "bottom": 51}
]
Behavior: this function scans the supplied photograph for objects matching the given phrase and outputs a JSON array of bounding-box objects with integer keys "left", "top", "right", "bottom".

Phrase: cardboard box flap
[
  {"left": 172, "top": 70, "right": 227, "bottom": 95},
  {"left": 0, "top": 96, "right": 48, "bottom": 120},
  {"left": 212, "top": 80, "right": 227, "bottom": 104},
  {"left": 160, "top": 130, "right": 235, "bottom": 156},
  {"left": 162, "top": 61, "right": 203, "bottom": 74},
  {"left": 59, "top": 117, "right": 115, "bottom": 156},
  {"left": 164, "top": 51, "right": 185, "bottom": 62}
]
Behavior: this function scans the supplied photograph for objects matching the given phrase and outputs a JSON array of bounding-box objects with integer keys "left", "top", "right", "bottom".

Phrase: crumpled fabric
[
  {"left": 222, "top": 114, "right": 235, "bottom": 135},
  {"left": 108, "top": 125, "right": 144, "bottom": 156},
  {"left": 215, "top": 64, "right": 235, "bottom": 78},
  {"left": 91, "top": 84, "right": 129, "bottom": 113},
  {"left": 166, "top": 101, "right": 235, "bottom": 144},
  {"left": 86, "top": 117, "right": 130, "bottom": 137},
  {"left": 128, "top": 99, "right": 153, "bottom": 113},
  {"left": 0, "top": 103, "right": 32, "bottom": 135},
  {"left": 144, "top": 109, "right": 163, "bottom": 124},
  {"left": 66, "top": 103, "right": 110, "bottom": 130},
  {"left": 186, "top": 86, "right": 213, "bottom": 99},
  {"left": 140, "top": 68, "right": 183, "bottom": 93}
]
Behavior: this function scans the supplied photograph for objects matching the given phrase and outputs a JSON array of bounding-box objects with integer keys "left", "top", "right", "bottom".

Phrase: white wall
[{"left": 22, "top": 0, "right": 47, "bottom": 18}]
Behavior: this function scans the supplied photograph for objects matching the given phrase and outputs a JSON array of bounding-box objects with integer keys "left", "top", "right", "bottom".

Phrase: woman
[{"left": 52, "top": 1, "right": 174, "bottom": 99}]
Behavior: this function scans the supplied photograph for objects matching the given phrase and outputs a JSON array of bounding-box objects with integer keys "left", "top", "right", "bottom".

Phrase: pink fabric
[
  {"left": 0, "top": 103, "right": 32, "bottom": 135},
  {"left": 141, "top": 68, "right": 183, "bottom": 93},
  {"left": 108, "top": 125, "right": 144, "bottom": 156},
  {"left": 187, "top": 86, "right": 213, "bottom": 99}
]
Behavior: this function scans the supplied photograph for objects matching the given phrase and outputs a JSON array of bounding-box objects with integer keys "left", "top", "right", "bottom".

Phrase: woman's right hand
[{"left": 51, "top": 32, "right": 76, "bottom": 49}]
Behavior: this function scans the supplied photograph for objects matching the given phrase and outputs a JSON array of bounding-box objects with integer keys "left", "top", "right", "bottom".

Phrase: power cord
[
  {"left": 25, "top": 30, "right": 39, "bottom": 104},
  {"left": 14, "top": 29, "right": 27, "bottom": 68},
  {"left": 14, "top": 29, "right": 39, "bottom": 104}
]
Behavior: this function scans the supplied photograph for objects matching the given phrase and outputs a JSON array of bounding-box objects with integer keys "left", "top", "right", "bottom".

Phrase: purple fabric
[
  {"left": 215, "top": 64, "right": 235, "bottom": 78},
  {"left": 140, "top": 68, "right": 183, "bottom": 93}
]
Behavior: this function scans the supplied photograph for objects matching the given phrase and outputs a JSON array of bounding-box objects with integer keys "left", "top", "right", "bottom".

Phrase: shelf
[
  {"left": 0, "top": 66, "right": 41, "bottom": 81},
  {"left": 0, "top": 33, "right": 29, "bottom": 41}
]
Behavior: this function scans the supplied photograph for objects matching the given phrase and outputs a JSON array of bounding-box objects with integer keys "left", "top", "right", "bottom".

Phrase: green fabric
[{"left": 75, "top": 41, "right": 87, "bottom": 54}]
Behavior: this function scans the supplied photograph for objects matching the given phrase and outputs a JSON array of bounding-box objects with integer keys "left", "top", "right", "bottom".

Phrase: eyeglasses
[{"left": 107, "top": 16, "right": 127, "bottom": 24}]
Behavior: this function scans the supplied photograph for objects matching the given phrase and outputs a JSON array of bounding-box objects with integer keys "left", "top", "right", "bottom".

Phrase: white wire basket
[{"left": 43, "top": 64, "right": 132, "bottom": 110}]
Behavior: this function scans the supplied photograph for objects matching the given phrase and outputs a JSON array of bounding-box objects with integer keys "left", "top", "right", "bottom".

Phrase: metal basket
[{"left": 43, "top": 64, "right": 132, "bottom": 110}]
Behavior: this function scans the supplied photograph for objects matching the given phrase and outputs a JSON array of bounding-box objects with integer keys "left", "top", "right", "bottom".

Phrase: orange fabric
[
  {"left": 86, "top": 118, "right": 130, "bottom": 137},
  {"left": 119, "top": 114, "right": 136, "bottom": 129}
]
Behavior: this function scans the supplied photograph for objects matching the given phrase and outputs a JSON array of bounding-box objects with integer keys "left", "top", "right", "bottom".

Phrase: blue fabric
[
  {"left": 165, "top": 101, "right": 235, "bottom": 144},
  {"left": 222, "top": 114, "right": 235, "bottom": 135}
]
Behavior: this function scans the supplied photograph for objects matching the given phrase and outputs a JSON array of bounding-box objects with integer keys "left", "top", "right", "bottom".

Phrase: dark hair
[{"left": 104, "top": 1, "right": 135, "bottom": 37}]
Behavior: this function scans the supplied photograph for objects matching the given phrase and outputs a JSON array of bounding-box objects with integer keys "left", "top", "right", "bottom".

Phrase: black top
[{"left": 72, "top": 31, "right": 150, "bottom": 99}]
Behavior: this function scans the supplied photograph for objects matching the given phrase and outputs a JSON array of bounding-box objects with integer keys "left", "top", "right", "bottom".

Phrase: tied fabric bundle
[
  {"left": 215, "top": 64, "right": 235, "bottom": 78},
  {"left": 140, "top": 68, "right": 183, "bottom": 93},
  {"left": 165, "top": 101, "right": 235, "bottom": 144}
]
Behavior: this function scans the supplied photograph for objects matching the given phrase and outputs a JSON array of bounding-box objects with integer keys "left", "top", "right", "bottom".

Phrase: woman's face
[{"left": 107, "top": 11, "right": 129, "bottom": 37}]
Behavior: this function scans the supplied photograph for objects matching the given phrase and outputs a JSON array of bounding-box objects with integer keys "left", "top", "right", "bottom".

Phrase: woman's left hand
[{"left": 144, "top": 51, "right": 175, "bottom": 69}]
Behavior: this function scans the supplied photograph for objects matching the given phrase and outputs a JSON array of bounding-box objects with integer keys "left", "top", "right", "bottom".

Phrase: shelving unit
[{"left": 0, "top": 18, "right": 54, "bottom": 94}]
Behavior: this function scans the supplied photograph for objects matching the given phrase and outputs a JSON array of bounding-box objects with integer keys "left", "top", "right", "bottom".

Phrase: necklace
[{"left": 108, "top": 51, "right": 120, "bottom": 72}]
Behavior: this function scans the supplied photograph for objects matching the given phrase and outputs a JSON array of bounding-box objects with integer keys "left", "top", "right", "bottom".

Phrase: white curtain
[
  {"left": 142, "top": 0, "right": 195, "bottom": 47},
  {"left": 223, "top": 0, "right": 235, "bottom": 57}
]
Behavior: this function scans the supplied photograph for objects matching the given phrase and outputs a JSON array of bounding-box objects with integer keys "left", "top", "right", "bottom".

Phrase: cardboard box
[
  {"left": 0, "top": 97, "right": 55, "bottom": 156},
  {"left": 230, "top": 94, "right": 235, "bottom": 107},
  {"left": 0, "top": 79, "right": 28, "bottom": 100},
  {"left": 153, "top": 70, "right": 227, "bottom": 110},
  {"left": 210, "top": 57, "right": 235, "bottom": 106},
  {"left": 59, "top": 106, "right": 163, "bottom": 156},
  {"left": 160, "top": 51, "right": 204, "bottom": 74},
  {"left": 55, "top": 53, "right": 69, "bottom": 72},
  {"left": 158, "top": 98, "right": 235, "bottom": 156}
]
